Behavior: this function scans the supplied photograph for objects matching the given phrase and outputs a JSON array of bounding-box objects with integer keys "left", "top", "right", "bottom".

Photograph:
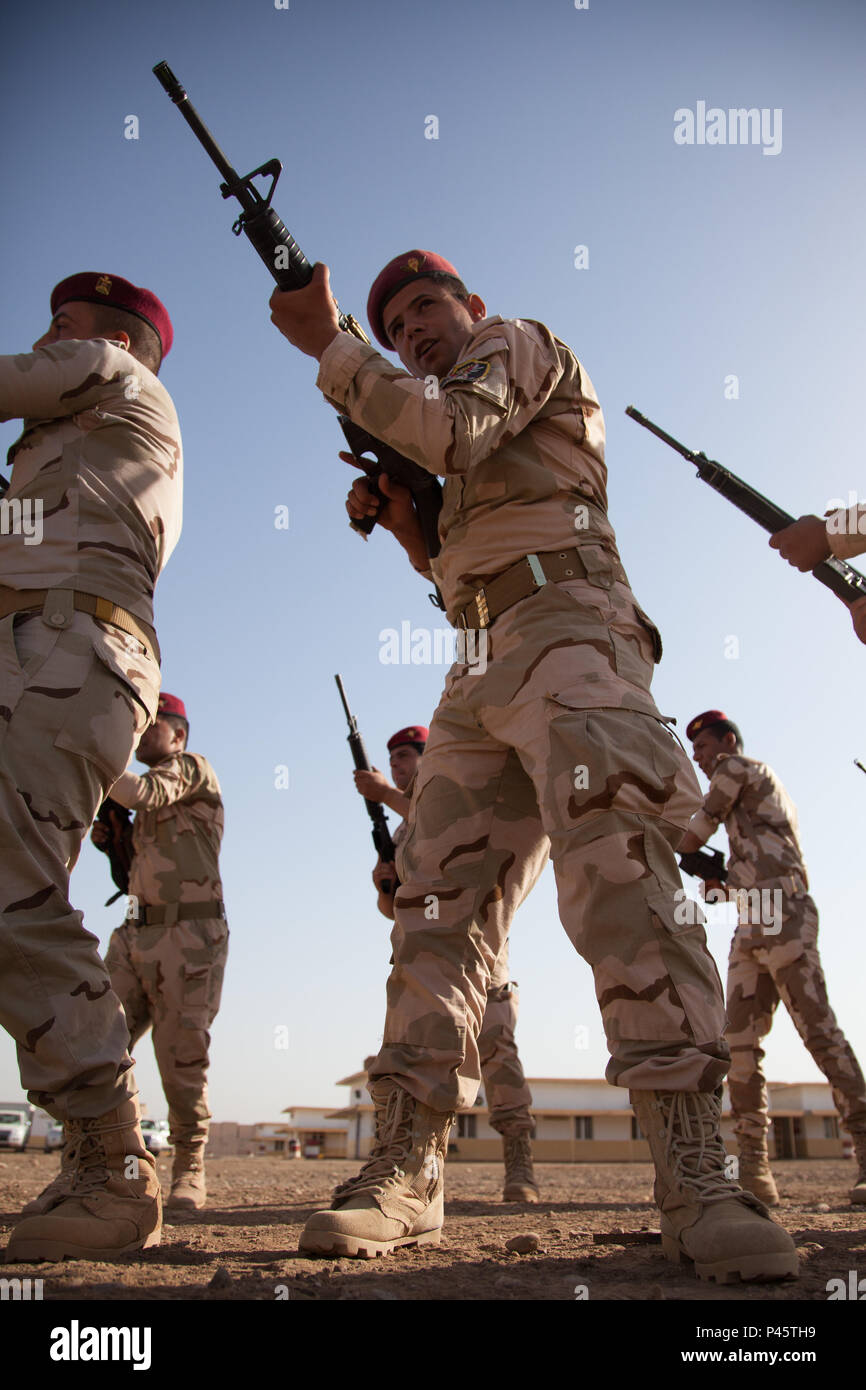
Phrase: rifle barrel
[
  {"left": 153, "top": 62, "right": 240, "bottom": 192},
  {"left": 625, "top": 406, "right": 699, "bottom": 462},
  {"left": 334, "top": 674, "right": 354, "bottom": 727}
]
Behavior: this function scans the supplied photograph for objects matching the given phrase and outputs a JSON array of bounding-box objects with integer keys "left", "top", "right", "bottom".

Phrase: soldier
[
  {"left": 94, "top": 691, "right": 228, "bottom": 1212},
  {"left": 770, "top": 507, "right": 866, "bottom": 644},
  {"left": 0, "top": 273, "right": 181, "bottom": 1260},
  {"left": 270, "top": 251, "right": 797, "bottom": 1280},
  {"left": 357, "top": 724, "right": 546, "bottom": 1202},
  {"left": 680, "top": 709, "right": 866, "bottom": 1206}
]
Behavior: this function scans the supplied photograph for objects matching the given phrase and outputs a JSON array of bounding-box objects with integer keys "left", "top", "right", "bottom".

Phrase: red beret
[
  {"left": 367, "top": 250, "right": 464, "bottom": 349},
  {"left": 50, "top": 272, "right": 173, "bottom": 358},
  {"left": 387, "top": 725, "right": 429, "bottom": 752},
  {"left": 686, "top": 710, "right": 730, "bottom": 741},
  {"left": 158, "top": 693, "right": 187, "bottom": 720}
]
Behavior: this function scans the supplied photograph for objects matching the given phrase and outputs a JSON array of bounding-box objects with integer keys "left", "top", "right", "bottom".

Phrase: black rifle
[
  {"left": 152, "top": 61, "right": 444, "bottom": 609},
  {"left": 855, "top": 760, "right": 866, "bottom": 777},
  {"left": 678, "top": 847, "right": 728, "bottom": 884},
  {"left": 94, "top": 798, "right": 134, "bottom": 906},
  {"left": 626, "top": 408, "right": 866, "bottom": 606},
  {"left": 335, "top": 674, "right": 397, "bottom": 894}
]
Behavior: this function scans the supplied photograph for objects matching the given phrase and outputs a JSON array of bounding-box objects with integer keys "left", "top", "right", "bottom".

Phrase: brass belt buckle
[{"left": 474, "top": 588, "right": 489, "bottom": 629}]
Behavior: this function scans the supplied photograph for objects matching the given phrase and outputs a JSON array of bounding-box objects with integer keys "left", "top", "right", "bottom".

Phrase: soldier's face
[
  {"left": 389, "top": 745, "right": 421, "bottom": 792},
  {"left": 137, "top": 716, "right": 183, "bottom": 766},
  {"left": 691, "top": 730, "right": 725, "bottom": 778},
  {"left": 383, "top": 280, "right": 486, "bottom": 379},
  {"left": 32, "top": 302, "right": 100, "bottom": 350}
]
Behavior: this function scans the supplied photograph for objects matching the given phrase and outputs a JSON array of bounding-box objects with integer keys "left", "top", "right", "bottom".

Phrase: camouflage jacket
[
  {"left": 316, "top": 316, "right": 624, "bottom": 622},
  {"left": 687, "top": 753, "right": 809, "bottom": 893},
  {"left": 0, "top": 338, "right": 182, "bottom": 717},
  {"left": 827, "top": 502, "right": 866, "bottom": 560},
  {"left": 110, "top": 752, "right": 224, "bottom": 909}
]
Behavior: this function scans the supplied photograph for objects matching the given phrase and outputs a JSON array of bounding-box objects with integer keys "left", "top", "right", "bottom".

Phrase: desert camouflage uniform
[
  {"left": 0, "top": 340, "right": 181, "bottom": 1119},
  {"left": 318, "top": 316, "right": 727, "bottom": 1113},
  {"left": 105, "top": 753, "right": 227, "bottom": 1148},
  {"left": 687, "top": 754, "right": 866, "bottom": 1144},
  {"left": 390, "top": 815, "right": 547, "bottom": 1134}
]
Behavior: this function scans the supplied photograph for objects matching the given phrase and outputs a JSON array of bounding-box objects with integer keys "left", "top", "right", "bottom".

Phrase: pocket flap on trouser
[{"left": 646, "top": 887, "right": 707, "bottom": 936}]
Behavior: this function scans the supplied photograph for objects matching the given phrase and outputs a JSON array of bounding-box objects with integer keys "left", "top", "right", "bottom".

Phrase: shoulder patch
[{"left": 440, "top": 358, "right": 491, "bottom": 388}]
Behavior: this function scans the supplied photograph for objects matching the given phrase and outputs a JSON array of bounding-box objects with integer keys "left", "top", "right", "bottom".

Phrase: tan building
[
  {"left": 206, "top": 1121, "right": 292, "bottom": 1158},
  {"left": 201, "top": 1076, "right": 847, "bottom": 1162},
  {"left": 316, "top": 1070, "right": 848, "bottom": 1163},
  {"left": 281, "top": 1105, "right": 358, "bottom": 1158}
]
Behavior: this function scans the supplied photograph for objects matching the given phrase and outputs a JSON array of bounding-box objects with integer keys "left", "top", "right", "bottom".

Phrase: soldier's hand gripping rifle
[
  {"left": 678, "top": 846, "right": 727, "bottom": 885},
  {"left": 335, "top": 675, "right": 397, "bottom": 895},
  {"left": 152, "top": 61, "right": 444, "bottom": 609},
  {"left": 93, "top": 797, "right": 134, "bottom": 906},
  {"left": 626, "top": 408, "right": 866, "bottom": 607}
]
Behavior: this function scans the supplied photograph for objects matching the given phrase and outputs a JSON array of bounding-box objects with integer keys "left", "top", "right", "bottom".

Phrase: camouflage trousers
[
  {"left": 105, "top": 919, "right": 228, "bottom": 1148},
  {"left": 478, "top": 941, "right": 534, "bottom": 1136},
  {"left": 0, "top": 611, "right": 146, "bottom": 1119},
  {"left": 726, "top": 894, "right": 866, "bottom": 1143},
  {"left": 371, "top": 578, "right": 729, "bottom": 1113}
]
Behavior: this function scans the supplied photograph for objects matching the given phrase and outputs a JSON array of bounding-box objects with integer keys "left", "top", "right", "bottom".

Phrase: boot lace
[
  {"left": 661, "top": 1092, "right": 751, "bottom": 1207},
  {"left": 331, "top": 1089, "right": 417, "bottom": 1204},
  {"left": 63, "top": 1116, "right": 134, "bottom": 1195}
]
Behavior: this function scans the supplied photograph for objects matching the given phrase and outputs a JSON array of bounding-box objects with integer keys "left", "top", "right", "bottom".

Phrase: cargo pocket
[
  {"left": 609, "top": 603, "right": 662, "bottom": 689},
  {"left": 645, "top": 887, "right": 725, "bottom": 1045},
  {"left": 54, "top": 649, "right": 141, "bottom": 783},
  {"left": 181, "top": 961, "right": 212, "bottom": 1019}
]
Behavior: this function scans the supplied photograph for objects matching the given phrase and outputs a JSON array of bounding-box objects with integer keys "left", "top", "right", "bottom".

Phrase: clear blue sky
[{"left": 1, "top": 0, "right": 864, "bottom": 1124}]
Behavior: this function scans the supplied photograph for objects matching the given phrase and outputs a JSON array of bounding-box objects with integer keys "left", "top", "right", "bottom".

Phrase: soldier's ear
[{"left": 467, "top": 293, "right": 486, "bottom": 322}]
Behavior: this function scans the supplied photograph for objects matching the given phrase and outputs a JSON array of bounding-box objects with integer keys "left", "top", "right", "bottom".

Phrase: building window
[
  {"left": 574, "top": 1116, "right": 593, "bottom": 1140},
  {"left": 456, "top": 1114, "right": 477, "bottom": 1139},
  {"left": 823, "top": 1117, "right": 839, "bottom": 1140},
  {"left": 274, "top": 1139, "right": 284, "bottom": 1152}
]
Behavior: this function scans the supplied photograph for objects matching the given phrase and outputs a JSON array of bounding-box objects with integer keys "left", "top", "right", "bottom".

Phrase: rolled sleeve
[
  {"left": 0, "top": 339, "right": 130, "bottom": 423},
  {"left": 686, "top": 808, "right": 718, "bottom": 845},
  {"left": 315, "top": 318, "right": 565, "bottom": 478},
  {"left": 109, "top": 754, "right": 204, "bottom": 811},
  {"left": 826, "top": 504, "right": 866, "bottom": 561}
]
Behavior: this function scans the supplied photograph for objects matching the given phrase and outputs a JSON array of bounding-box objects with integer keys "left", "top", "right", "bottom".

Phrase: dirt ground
[{"left": 2, "top": 1152, "right": 864, "bottom": 1303}]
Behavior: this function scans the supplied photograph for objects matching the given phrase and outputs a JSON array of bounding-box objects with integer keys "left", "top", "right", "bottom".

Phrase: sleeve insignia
[{"left": 440, "top": 358, "right": 491, "bottom": 388}]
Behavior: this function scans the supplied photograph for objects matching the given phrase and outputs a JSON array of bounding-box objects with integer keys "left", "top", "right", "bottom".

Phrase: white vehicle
[
  {"left": 140, "top": 1119, "right": 172, "bottom": 1155},
  {"left": 44, "top": 1122, "right": 64, "bottom": 1153},
  {"left": 0, "top": 1102, "right": 33, "bottom": 1152}
]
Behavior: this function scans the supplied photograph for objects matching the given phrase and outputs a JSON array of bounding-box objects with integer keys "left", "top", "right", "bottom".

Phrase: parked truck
[{"left": 0, "top": 1101, "right": 34, "bottom": 1152}]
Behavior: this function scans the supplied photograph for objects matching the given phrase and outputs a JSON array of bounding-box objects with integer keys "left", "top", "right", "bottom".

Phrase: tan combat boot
[
  {"left": 4, "top": 1097, "right": 161, "bottom": 1262},
  {"left": 20, "top": 1130, "right": 74, "bottom": 1217},
  {"left": 502, "top": 1131, "right": 540, "bottom": 1203},
  {"left": 165, "top": 1145, "right": 207, "bottom": 1213},
  {"left": 737, "top": 1137, "right": 780, "bottom": 1207},
  {"left": 631, "top": 1089, "right": 798, "bottom": 1284},
  {"left": 300, "top": 1080, "right": 454, "bottom": 1259},
  {"left": 850, "top": 1132, "right": 866, "bottom": 1205}
]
